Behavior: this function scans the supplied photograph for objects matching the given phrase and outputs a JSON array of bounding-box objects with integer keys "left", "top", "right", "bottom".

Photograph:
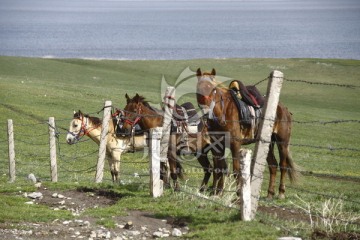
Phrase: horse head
[
  {"left": 66, "top": 110, "right": 86, "bottom": 145},
  {"left": 66, "top": 110, "right": 101, "bottom": 144},
  {"left": 196, "top": 68, "right": 218, "bottom": 115},
  {"left": 122, "top": 93, "right": 145, "bottom": 135}
]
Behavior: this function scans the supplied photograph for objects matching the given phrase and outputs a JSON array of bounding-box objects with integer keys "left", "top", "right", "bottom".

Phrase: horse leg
[
  {"left": 168, "top": 135, "right": 180, "bottom": 191},
  {"left": 277, "top": 143, "right": 289, "bottom": 199},
  {"left": 168, "top": 157, "right": 180, "bottom": 191},
  {"left": 107, "top": 159, "right": 118, "bottom": 183},
  {"left": 197, "top": 147, "right": 213, "bottom": 192},
  {"left": 108, "top": 159, "right": 115, "bottom": 182},
  {"left": 266, "top": 141, "right": 278, "bottom": 199},
  {"left": 231, "top": 142, "right": 242, "bottom": 196},
  {"left": 210, "top": 135, "right": 226, "bottom": 195},
  {"left": 109, "top": 149, "right": 121, "bottom": 183},
  {"left": 160, "top": 161, "right": 171, "bottom": 189}
]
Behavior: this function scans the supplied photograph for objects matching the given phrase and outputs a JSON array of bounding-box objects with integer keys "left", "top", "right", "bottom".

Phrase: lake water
[{"left": 0, "top": 0, "right": 359, "bottom": 60}]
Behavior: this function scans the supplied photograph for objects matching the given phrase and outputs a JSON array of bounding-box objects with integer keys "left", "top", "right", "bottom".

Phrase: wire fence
[{"left": 1, "top": 75, "right": 359, "bottom": 233}]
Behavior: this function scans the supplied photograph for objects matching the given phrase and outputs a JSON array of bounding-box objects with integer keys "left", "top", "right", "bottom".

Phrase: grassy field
[{"left": 0, "top": 56, "right": 359, "bottom": 239}]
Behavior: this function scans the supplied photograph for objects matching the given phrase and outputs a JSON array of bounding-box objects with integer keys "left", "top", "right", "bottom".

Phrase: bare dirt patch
[{"left": 0, "top": 187, "right": 187, "bottom": 239}]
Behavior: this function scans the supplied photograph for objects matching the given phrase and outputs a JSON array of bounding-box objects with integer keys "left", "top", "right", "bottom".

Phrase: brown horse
[
  {"left": 196, "top": 68, "right": 299, "bottom": 199},
  {"left": 121, "top": 93, "right": 214, "bottom": 192}
]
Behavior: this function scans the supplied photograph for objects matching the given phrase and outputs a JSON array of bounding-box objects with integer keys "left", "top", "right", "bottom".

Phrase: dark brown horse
[
  {"left": 196, "top": 68, "right": 299, "bottom": 199},
  {"left": 121, "top": 93, "right": 214, "bottom": 191}
]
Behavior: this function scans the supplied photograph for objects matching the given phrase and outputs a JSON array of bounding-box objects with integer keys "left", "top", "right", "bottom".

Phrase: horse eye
[{"left": 74, "top": 124, "right": 78, "bottom": 128}]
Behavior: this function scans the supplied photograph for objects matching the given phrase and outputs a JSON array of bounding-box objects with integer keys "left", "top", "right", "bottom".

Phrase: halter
[
  {"left": 198, "top": 82, "right": 227, "bottom": 125},
  {"left": 68, "top": 116, "right": 97, "bottom": 141},
  {"left": 124, "top": 116, "right": 142, "bottom": 127},
  {"left": 123, "top": 105, "right": 142, "bottom": 127}
]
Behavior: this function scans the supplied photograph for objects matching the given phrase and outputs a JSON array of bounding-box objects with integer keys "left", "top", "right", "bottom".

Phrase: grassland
[{"left": 0, "top": 56, "right": 359, "bottom": 239}]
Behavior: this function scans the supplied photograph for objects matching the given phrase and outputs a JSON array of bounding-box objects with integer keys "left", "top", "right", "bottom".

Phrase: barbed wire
[
  {"left": 289, "top": 143, "right": 360, "bottom": 152},
  {"left": 284, "top": 77, "right": 360, "bottom": 89},
  {"left": 0, "top": 77, "right": 358, "bottom": 238},
  {"left": 59, "top": 164, "right": 97, "bottom": 173},
  {"left": 292, "top": 119, "right": 360, "bottom": 125},
  {"left": 177, "top": 154, "right": 360, "bottom": 206},
  {"left": 253, "top": 76, "right": 360, "bottom": 89},
  {"left": 14, "top": 138, "right": 48, "bottom": 146}
]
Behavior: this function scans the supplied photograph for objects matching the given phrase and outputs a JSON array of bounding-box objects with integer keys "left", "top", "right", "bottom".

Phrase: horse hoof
[
  {"left": 266, "top": 194, "right": 274, "bottom": 200},
  {"left": 278, "top": 193, "right": 286, "bottom": 199}
]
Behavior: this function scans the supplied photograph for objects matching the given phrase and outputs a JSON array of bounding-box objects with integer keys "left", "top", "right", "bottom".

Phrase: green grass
[{"left": 0, "top": 56, "right": 359, "bottom": 239}]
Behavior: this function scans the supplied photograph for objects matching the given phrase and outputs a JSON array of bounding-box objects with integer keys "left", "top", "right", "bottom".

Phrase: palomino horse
[
  {"left": 196, "top": 68, "right": 298, "bottom": 199},
  {"left": 121, "top": 93, "right": 214, "bottom": 191},
  {"left": 66, "top": 110, "right": 146, "bottom": 182}
]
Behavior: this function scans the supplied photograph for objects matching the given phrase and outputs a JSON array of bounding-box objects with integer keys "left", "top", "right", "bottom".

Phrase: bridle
[
  {"left": 198, "top": 80, "right": 227, "bottom": 125},
  {"left": 68, "top": 116, "right": 97, "bottom": 141},
  {"left": 123, "top": 103, "right": 143, "bottom": 128}
]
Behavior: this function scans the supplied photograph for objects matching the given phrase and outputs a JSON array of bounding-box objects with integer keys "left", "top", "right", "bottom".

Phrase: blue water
[{"left": 0, "top": 0, "right": 359, "bottom": 60}]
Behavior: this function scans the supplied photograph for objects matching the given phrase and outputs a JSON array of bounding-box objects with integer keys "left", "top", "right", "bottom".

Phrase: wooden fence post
[
  {"left": 48, "top": 117, "right": 58, "bottom": 182},
  {"left": 7, "top": 119, "right": 15, "bottom": 183},
  {"left": 250, "top": 70, "right": 284, "bottom": 219},
  {"left": 149, "top": 127, "right": 163, "bottom": 197},
  {"left": 239, "top": 149, "right": 252, "bottom": 221},
  {"left": 160, "top": 87, "right": 175, "bottom": 182},
  {"left": 95, "top": 100, "right": 112, "bottom": 183}
]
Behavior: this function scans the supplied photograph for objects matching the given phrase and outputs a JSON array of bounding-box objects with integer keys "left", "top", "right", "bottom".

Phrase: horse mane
[
  {"left": 73, "top": 110, "right": 102, "bottom": 127},
  {"left": 130, "top": 94, "right": 161, "bottom": 113},
  {"left": 85, "top": 115, "right": 102, "bottom": 126},
  {"left": 130, "top": 94, "right": 150, "bottom": 108}
]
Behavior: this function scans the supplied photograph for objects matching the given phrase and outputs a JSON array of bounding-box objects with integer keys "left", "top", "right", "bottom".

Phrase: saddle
[
  {"left": 229, "top": 80, "right": 264, "bottom": 136},
  {"left": 171, "top": 102, "right": 200, "bottom": 134},
  {"left": 229, "top": 80, "right": 265, "bottom": 109},
  {"left": 170, "top": 102, "right": 203, "bottom": 156}
]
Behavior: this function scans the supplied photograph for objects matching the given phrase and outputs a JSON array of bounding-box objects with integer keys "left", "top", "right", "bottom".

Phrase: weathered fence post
[
  {"left": 160, "top": 87, "right": 175, "bottom": 181},
  {"left": 239, "top": 149, "right": 252, "bottom": 221},
  {"left": 48, "top": 117, "right": 58, "bottom": 182},
  {"left": 7, "top": 119, "right": 15, "bottom": 183},
  {"left": 149, "top": 127, "right": 163, "bottom": 197},
  {"left": 250, "top": 70, "right": 284, "bottom": 219},
  {"left": 95, "top": 100, "right": 112, "bottom": 183}
]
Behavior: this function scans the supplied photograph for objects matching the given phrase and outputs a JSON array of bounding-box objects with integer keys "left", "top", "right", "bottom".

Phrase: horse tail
[{"left": 286, "top": 147, "right": 301, "bottom": 184}]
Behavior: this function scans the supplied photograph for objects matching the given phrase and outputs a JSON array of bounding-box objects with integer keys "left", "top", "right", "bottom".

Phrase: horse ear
[
  {"left": 196, "top": 68, "right": 202, "bottom": 77},
  {"left": 74, "top": 110, "right": 83, "bottom": 119},
  {"left": 125, "top": 93, "right": 130, "bottom": 103},
  {"left": 135, "top": 93, "right": 140, "bottom": 103},
  {"left": 211, "top": 68, "right": 216, "bottom": 76}
]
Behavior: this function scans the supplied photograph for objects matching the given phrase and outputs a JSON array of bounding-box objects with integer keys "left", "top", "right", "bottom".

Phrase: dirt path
[{"left": 0, "top": 187, "right": 187, "bottom": 239}]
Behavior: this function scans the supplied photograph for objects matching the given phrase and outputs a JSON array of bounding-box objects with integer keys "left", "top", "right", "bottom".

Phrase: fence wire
[{"left": 1, "top": 74, "right": 359, "bottom": 236}]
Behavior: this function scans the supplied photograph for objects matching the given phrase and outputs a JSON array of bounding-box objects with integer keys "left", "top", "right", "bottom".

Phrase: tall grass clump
[{"left": 291, "top": 195, "right": 360, "bottom": 234}]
